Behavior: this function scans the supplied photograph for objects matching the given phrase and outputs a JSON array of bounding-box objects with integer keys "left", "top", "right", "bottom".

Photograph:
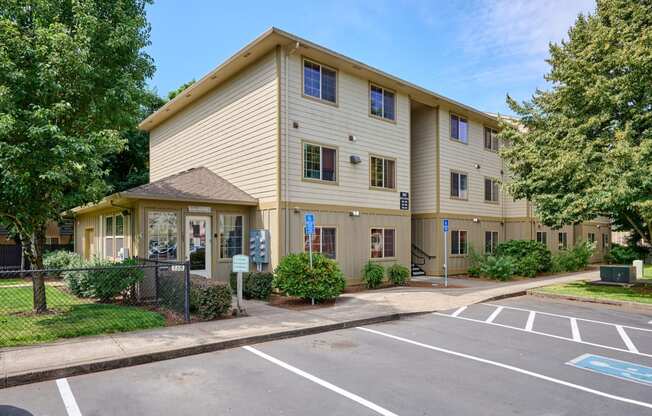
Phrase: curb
[
  {"left": 2, "top": 313, "right": 428, "bottom": 389},
  {"left": 527, "top": 290, "right": 652, "bottom": 312}
]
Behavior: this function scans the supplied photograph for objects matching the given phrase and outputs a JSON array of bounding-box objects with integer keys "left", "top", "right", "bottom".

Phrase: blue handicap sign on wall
[
  {"left": 568, "top": 354, "right": 652, "bottom": 386},
  {"left": 305, "top": 212, "right": 315, "bottom": 235},
  {"left": 443, "top": 219, "right": 449, "bottom": 232}
]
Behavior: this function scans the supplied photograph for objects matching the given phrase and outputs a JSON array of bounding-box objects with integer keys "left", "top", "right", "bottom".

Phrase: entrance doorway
[{"left": 186, "top": 216, "right": 211, "bottom": 278}]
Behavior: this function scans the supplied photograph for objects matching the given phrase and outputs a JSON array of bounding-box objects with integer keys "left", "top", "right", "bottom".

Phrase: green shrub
[
  {"left": 273, "top": 253, "right": 345, "bottom": 302},
  {"left": 495, "top": 240, "right": 551, "bottom": 272},
  {"left": 64, "top": 257, "right": 144, "bottom": 302},
  {"left": 605, "top": 243, "right": 643, "bottom": 264},
  {"left": 362, "top": 261, "right": 385, "bottom": 288},
  {"left": 480, "top": 256, "right": 515, "bottom": 281},
  {"left": 514, "top": 254, "right": 539, "bottom": 278},
  {"left": 387, "top": 264, "right": 410, "bottom": 286},
  {"left": 551, "top": 242, "right": 595, "bottom": 273},
  {"left": 43, "top": 250, "right": 81, "bottom": 276},
  {"left": 229, "top": 272, "right": 274, "bottom": 300},
  {"left": 190, "top": 284, "right": 232, "bottom": 319},
  {"left": 467, "top": 247, "right": 484, "bottom": 277}
]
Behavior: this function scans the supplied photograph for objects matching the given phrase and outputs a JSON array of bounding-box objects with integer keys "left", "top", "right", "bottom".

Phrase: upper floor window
[
  {"left": 484, "top": 127, "right": 499, "bottom": 151},
  {"left": 305, "top": 226, "right": 336, "bottom": 259},
  {"left": 370, "top": 156, "right": 396, "bottom": 190},
  {"left": 450, "top": 114, "right": 468, "bottom": 143},
  {"left": 484, "top": 178, "right": 500, "bottom": 202},
  {"left": 371, "top": 228, "right": 395, "bottom": 258},
  {"left": 450, "top": 171, "right": 468, "bottom": 199},
  {"left": 303, "top": 143, "right": 336, "bottom": 182},
  {"left": 303, "top": 59, "right": 337, "bottom": 104},
  {"left": 370, "top": 84, "right": 396, "bottom": 121}
]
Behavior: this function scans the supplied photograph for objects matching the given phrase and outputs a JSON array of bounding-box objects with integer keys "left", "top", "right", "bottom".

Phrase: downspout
[{"left": 285, "top": 42, "right": 299, "bottom": 255}]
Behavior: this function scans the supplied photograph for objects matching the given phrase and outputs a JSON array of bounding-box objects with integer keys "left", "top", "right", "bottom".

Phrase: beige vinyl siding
[
  {"left": 410, "top": 105, "right": 438, "bottom": 214},
  {"left": 280, "top": 51, "right": 410, "bottom": 209},
  {"left": 149, "top": 51, "right": 278, "bottom": 203},
  {"left": 438, "top": 106, "right": 503, "bottom": 217}
]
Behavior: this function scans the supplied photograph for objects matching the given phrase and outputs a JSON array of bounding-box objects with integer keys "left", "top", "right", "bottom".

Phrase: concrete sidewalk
[{"left": 0, "top": 269, "right": 597, "bottom": 388}]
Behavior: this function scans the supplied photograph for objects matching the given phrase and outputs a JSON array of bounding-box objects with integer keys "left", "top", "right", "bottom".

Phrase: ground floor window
[
  {"left": 304, "top": 226, "right": 336, "bottom": 259},
  {"left": 220, "top": 214, "right": 243, "bottom": 258},
  {"left": 451, "top": 230, "right": 468, "bottom": 255},
  {"left": 371, "top": 228, "right": 395, "bottom": 258},
  {"left": 104, "top": 214, "right": 125, "bottom": 260},
  {"left": 148, "top": 211, "right": 178, "bottom": 260},
  {"left": 536, "top": 231, "right": 547, "bottom": 245},
  {"left": 602, "top": 233, "right": 609, "bottom": 250},
  {"left": 558, "top": 232, "right": 568, "bottom": 250},
  {"left": 485, "top": 231, "right": 499, "bottom": 254},
  {"left": 588, "top": 232, "right": 596, "bottom": 243}
]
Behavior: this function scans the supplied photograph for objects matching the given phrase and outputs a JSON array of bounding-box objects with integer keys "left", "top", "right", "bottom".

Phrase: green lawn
[
  {"left": 645, "top": 264, "right": 652, "bottom": 279},
  {"left": 0, "top": 285, "right": 165, "bottom": 347},
  {"left": 535, "top": 281, "right": 652, "bottom": 305},
  {"left": 0, "top": 278, "right": 27, "bottom": 286}
]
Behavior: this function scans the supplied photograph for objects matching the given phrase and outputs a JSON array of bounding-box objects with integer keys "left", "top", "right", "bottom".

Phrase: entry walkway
[{"left": 0, "top": 269, "right": 598, "bottom": 388}]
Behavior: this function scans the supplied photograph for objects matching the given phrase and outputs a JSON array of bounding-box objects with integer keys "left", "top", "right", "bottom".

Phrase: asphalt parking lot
[{"left": 2, "top": 296, "right": 651, "bottom": 416}]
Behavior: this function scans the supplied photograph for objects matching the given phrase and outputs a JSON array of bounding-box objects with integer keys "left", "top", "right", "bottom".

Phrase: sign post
[
  {"left": 442, "top": 219, "right": 449, "bottom": 288},
  {"left": 232, "top": 254, "right": 249, "bottom": 314},
  {"left": 304, "top": 212, "right": 315, "bottom": 304}
]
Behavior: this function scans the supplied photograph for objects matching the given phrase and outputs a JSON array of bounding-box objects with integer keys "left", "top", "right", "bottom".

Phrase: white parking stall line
[
  {"left": 525, "top": 311, "right": 536, "bottom": 332},
  {"left": 483, "top": 303, "right": 652, "bottom": 333},
  {"left": 570, "top": 318, "right": 582, "bottom": 342},
  {"left": 616, "top": 325, "right": 639, "bottom": 354},
  {"left": 243, "top": 346, "right": 399, "bottom": 416},
  {"left": 357, "top": 327, "right": 652, "bottom": 411},
  {"left": 56, "top": 378, "right": 82, "bottom": 416},
  {"left": 451, "top": 306, "right": 467, "bottom": 317},
  {"left": 433, "top": 312, "right": 652, "bottom": 359},
  {"left": 486, "top": 306, "right": 504, "bottom": 323}
]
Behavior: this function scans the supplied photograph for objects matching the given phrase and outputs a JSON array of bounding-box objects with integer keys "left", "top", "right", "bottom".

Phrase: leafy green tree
[
  {"left": 0, "top": 0, "right": 155, "bottom": 312},
  {"left": 499, "top": 0, "right": 652, "bottom": 247},
  {"left": 167, "top": 79, "right": 195, "bottom": 101}
]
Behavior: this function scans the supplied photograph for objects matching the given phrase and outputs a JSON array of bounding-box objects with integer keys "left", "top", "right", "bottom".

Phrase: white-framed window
[
  {"left": 588, "top": 232, "right": 596, "bottom": 243},
  {"left": 484, "top": 127, "right": 499, "bottom": 151},
  {"left": 602, "top": 233, "right": 609, "bottom": 250},
  {"left": 303, "top": 58, "right": 337, "bottom": 103},
  {"left": 484, "top": 178, "right": 500, "bottom": 202},
  {"left": 558, "top": 232, "right": 568, "bottom": 250},
  {"left": 148, "top": 211, "right": 178, "bottom": 260},
  {"left": 485, "top": 231, "right": 499, "bottom": 254},
  {"left": 371, "top": 228, "right": 395, "bottom": 258},
  {"left": 304, "top": 226, "right": 336, "bottom": 259},
  {"left": 220, "top": 214, "right": 244, "bottom": 259},
  {"left": 450, "top": 114, "right": 468, "bottom": 143},
  {"left": 46, "top": 237, "right": 60, "bottom": 245},
  {"left": 104, "top": 214, "right": 125, "bottom": 260},
  {"left": 370, "top": 84, "right": 396, "bottom": 121},
  {"left": 451, "top": 230, "right": 468, "bottom": 255},
  {"left": 370, "top": 156, "right": 396, "bottom": 189},
  {"left": 450, "top": 171, "right": 468, "bottom": 199},
  {"left": 303, "top": 143, "right": 337, "bottom": 182},
  {"left": 536, "top": 231, "right": 547, "bottom": 245}
]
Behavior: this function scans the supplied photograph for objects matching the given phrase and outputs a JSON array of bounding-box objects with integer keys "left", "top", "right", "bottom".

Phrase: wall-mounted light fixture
[
  {"left": 474, "top": 164, "right": 481, "bottom": 169},
  {"left": 350, "top": 155, "right": 362, "bottom": 164},
  {"left": 473, "top": 218, "right": 480, "bottom": 223},
  {"left": 350, "top": 210, "right": 360, "bottom": 217},
  {"left": 292, "top": 121, "right": 299, "bottom": 129},
  {"left": 349, "top": 134, "right": 357, "bottom": 142},
  {"left": 293, "top": 207, "right": 301, "bottom": 214}
]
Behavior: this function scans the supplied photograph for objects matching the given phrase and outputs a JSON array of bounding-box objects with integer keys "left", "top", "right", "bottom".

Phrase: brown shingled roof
[{"left": 122, "top": 167, "right": 257, "bottom": 206}]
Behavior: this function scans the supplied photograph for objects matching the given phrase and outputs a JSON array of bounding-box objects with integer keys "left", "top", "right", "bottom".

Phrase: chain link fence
[{"left": 0, "top": 259, "right": 195, "bottom": 348}]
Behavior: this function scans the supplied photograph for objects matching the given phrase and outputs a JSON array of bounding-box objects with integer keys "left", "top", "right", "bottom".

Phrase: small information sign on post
[
  {"left": 305, "top": 212, "right": 315, "bottom": 267},
  {"left": 232, "top": 254, "right": 249, "bottom": 314},
  {"left": 442, "top": 219, "right": 449, "bottom": 288}
]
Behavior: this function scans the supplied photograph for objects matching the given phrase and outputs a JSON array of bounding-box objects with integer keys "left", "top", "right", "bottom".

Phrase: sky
[{"left": 145, "top": 0, "right": 595, "bottom": 115}]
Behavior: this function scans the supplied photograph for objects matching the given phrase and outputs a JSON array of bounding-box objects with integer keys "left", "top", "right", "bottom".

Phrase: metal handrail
[{"left": 411, "top": 244, "right": 436, "bottom": 259}]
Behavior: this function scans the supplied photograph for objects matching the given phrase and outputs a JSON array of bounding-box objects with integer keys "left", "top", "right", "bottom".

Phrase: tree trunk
[{"left": 31, "top": 227, "right": 47, "bottom": 313}]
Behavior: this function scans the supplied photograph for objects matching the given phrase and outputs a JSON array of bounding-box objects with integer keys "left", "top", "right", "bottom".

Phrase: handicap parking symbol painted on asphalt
[{"left": 568, "top": 354, "right": 652, "bottom": 386}]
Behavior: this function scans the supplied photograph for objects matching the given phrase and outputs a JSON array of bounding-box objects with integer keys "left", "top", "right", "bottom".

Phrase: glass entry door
[{"left": 186, "top": 216, "right": 211, "bottom": 278}]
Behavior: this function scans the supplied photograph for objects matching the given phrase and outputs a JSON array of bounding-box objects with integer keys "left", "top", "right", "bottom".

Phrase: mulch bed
[{"left": 268, "top": 294, "right": 340, "bottom": 310}]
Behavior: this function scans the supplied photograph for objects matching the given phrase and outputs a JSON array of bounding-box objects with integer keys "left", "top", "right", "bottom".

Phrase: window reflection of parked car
[{"left": 149, "top": 241, "right": 177, "bottom": 259}]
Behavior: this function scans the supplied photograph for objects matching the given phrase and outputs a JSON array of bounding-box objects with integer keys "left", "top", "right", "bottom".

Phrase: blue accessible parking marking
[{"left": 568, "top": 354, "right": 652, "bottom": 386}]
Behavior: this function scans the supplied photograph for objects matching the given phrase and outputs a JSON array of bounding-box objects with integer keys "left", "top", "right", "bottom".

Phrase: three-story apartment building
[{"left": 73, "top": 28, "right": 610, "bottom": 282}]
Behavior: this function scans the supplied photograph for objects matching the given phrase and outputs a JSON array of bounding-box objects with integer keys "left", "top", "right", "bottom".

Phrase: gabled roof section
[
  {"left": 139, "top": 27, "right": 498, "bottom": 132},
  {"left": 122, "top": 167, "right": 257, "bottom": 206}
]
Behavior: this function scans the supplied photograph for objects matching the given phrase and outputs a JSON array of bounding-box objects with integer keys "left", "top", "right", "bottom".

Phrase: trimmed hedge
[
  {"left": 273, "top": 253, "right": 345, "bottom": 302},
  {"left": 229, "top": 272, "right": 274, "bottom": 300},
  {"left": 362, "top": 261, "right": 385, "bottom": 288},
  {"left": 63, "top": 257, "right": 144, "bottom": 302},
  {"left": 190, "top": 283, "right": 232, "bottom": 319},
  {"left": 495, "top": 240, "right": 552, "bottom": 273},
  {"left": 387, "top": 263, "right": 410, "bottom": 286},
  {"left": 43, "top": 250, "right": 81, "bottom": 275},
  {"left": 605, "top": 243, "right": 644, "bottom": 264}
]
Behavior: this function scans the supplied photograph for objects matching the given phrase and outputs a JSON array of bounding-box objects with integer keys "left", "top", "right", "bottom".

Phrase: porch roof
[{"left": 121, "top": 167, "right": 258, "bottom": 206}]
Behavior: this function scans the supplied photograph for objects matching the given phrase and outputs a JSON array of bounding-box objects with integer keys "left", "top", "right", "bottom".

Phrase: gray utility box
[{"left": 600, "top": 265, "right": 636, "bottom": 284}]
